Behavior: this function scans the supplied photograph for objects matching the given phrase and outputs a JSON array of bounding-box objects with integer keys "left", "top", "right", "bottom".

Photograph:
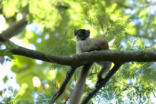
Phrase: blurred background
[{"left": 0, "top": 0, "right": 156, "bottom": 103}]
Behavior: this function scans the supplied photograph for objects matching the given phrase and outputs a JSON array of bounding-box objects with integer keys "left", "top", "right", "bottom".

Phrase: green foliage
[
  {"left": 0, "top": 0, "right": 156, "bottom": 103},
  {"left": 3, "top": 75, "right": 8, "bottom": 83}
]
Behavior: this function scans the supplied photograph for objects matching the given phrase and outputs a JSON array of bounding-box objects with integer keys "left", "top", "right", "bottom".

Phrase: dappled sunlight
[
  {"left": 0, "top": 62, "right": 19, "bottom": 100},
  {"left": 33, "top": 76, "right": 41, "bottom": 87},
  {"left": 16, "top": 13, "right": 23, "bottom": 20},
  {"left": 0, "top": 15, "right": 8, "bottom": 32},
  {"left": 35, "top": 59, "right": 43, "bottom": 64},
  {"left": 26, "top": 23, "right": 42, "bottom": 35},
  {"left": 0, "top": 44, "right": 6, "bottom": 50},
  {"left": 17, "top": 83, "right": 28, "bottom": 96},
  {"left": 44, "top": 34, "right": 49, "bottom": 40},
  {"left": 11, "top": 37, "right": 36, "bottom": 50},
  {"left": 47, "top": 70, "right": 56, "bottom": 80},
  {"left": 125, "top": 22, "right": 136, "bottom": 35},
  {"left": 86, "top": 79, "right": 94, "bottom": 88}
]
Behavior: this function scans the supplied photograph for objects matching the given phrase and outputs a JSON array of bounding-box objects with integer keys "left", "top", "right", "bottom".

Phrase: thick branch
[
  {"left": 10, "top": 46, "right": 156, "bottom": 66},
  {"left": 0, "top": 36, "right": 156, "bottom": 66}
]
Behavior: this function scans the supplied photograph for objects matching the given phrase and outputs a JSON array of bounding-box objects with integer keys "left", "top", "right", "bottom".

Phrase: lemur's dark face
[{"left": 74, "top": 29, "right": 90, "bottom": 40}]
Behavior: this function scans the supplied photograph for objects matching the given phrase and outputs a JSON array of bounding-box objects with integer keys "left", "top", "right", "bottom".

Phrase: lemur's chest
[
  {"left": 76, "top": 39, "right": 95, "bottom": 54},
  {"left": 76, "top": 38, "right": 108, "bottom": 54}
]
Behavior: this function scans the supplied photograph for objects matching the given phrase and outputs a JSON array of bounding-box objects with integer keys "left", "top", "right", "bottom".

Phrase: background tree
[{"left": 0, "top": 0, "right": 156, "bottom": 104}]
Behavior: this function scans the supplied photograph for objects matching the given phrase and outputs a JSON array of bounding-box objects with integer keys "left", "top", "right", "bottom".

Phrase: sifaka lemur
[{"left": 69, "top": 29, "right": 112, "bottom": 104}]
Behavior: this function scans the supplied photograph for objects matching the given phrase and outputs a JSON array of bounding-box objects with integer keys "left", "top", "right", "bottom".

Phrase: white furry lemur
[{"left": 69, "top": 29, "right": 112, "bottom": 104}]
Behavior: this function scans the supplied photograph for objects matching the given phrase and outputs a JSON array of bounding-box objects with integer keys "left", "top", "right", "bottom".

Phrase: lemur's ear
[
  {"left": 74, "top": 29, "right": 79, "bottom": 36},
  {"left": 86, "top": 30, "right": 90, "bottom": 37}
]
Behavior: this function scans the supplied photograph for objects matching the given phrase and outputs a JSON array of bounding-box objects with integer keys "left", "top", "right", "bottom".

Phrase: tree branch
[
  {"left": 0, "top": 22, "right": 156, "bottom": 66},
  {"left": 1, "top": 35, "right": 156, "bottom": 66},
  {"left": 0, "top": 39, "right": 156, "bottom": 66},
  {"left": 10, "top": 46, "right": 156, "bottom": 65},
  {"left": 0, "top": 16, "right": 27, "bottom": 39},
  {"left": 49, "top": 66, "right": 77, "bottom": 104},
  {"left": 81, "top": 63, "right": 123, "bottom": 104}
]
